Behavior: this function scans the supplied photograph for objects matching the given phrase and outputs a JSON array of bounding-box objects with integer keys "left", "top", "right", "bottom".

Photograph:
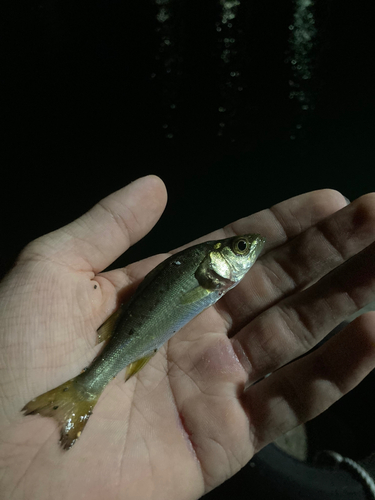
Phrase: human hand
[{"left": 1, "top": 175, "right": 375, "bottom": 500}]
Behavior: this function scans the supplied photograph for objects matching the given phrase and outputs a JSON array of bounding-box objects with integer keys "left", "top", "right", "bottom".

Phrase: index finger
[{"left": 172, "top": 188, "right": 347, "bottom": 253}]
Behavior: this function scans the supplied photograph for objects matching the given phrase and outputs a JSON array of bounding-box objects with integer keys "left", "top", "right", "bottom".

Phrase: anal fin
[{"left": 125, "top": 352, "right": 156, "bottom": 382}]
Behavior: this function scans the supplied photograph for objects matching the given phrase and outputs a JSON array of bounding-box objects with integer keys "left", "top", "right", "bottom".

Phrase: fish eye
[{"left": 232, "top": 238, "right": 249, "bottom": 255}]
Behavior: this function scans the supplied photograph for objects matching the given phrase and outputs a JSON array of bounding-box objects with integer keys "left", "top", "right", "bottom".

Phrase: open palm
[{"left": 1, "top": 175, "right": 375, "bottom": 500}]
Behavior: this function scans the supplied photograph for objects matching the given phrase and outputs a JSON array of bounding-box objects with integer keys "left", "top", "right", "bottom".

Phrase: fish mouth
[{"left": 250, "top": 235, "right": 266, "bottom": 259}]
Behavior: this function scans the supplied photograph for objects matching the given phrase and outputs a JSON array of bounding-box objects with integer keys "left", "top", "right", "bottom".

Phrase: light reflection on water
[
  {"left": 286, "top": 0, "right": 317, "bottom": 139},
  {"left": 151, "top": 1, "right": 318, "bottom": 144},
  {"left": 152, "top": 0, "right": 178, "bottom": 139},
  {"left": 216, "top": 0, "right": 242, "bottom": 141}
]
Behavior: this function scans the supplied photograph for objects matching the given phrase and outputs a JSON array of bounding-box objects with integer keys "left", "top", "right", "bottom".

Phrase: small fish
[{"left": 22, "top": 234, "right": 265, "bottom": 449}]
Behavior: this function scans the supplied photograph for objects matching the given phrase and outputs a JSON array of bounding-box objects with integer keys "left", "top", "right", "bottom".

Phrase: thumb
[{"left": 24, "top": 175, "right": 167, "bottom": 273}]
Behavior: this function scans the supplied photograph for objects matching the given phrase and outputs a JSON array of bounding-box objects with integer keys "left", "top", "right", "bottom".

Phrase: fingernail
[{"left": 344, "top": 196, "right": 350, "bottom": 205}]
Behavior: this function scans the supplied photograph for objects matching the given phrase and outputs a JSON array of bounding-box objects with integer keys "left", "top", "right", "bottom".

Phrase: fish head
[{"left": 209, "top": 234, "right": 266, "bottom": 284}]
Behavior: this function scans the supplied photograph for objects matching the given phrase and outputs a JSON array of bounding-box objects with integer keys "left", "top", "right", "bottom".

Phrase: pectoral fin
[
  {"left": 96, "top": 306, "right": 123, "bottom": 344},
  {"left": 180, "top": 286, "right": 211, "bottom": 305},
  {"left": 125, "top": 352, "right": 156, "bottom": 381}
]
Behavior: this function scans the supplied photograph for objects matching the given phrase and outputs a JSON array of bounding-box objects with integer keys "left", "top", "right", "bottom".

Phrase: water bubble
[{"left": 218, "top": 106, "right": 226, "bottom": 112}]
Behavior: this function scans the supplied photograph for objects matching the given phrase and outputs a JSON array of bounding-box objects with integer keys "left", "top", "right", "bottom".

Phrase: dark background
[
  {"left": 2, "top": 1, "right": 375, "bottom": 498},
  {"left": 2, "top": 0, "right": 375, "bottom": 276}
]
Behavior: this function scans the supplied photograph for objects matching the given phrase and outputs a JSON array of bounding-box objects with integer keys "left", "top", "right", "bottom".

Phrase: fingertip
[
  {"left": 134, "top": 174, "right": 167, "bottom": 194},
  {"left": 127, "top": 172, "right": 166, "bottom": 191},
  {"left": 311, "top": 188, "right": 349, "bottom": 212},
  {"left": 143, "top": 174, "right": 167, "bottom": 192},
  {"left": 129, "top": 174, "right": 168, "bottom": 211},
  {"left": 348, "top": 310, "right": 375, "bottom": 352}
]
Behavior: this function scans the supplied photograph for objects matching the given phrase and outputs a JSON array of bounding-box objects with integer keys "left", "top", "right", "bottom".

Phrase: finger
[
  {"left": 221, "top": 193, "right": 375, "bottom": 333},
  {"left": 172, "top": 188, "right": 348, "bottom": 253},
  {"left": 232, "top": 238, "right": 375, "bottom": 381},
  {"left": 24, "top": 175, "right": 168, "bottom": 273},
  {"left": 104, "top": 189, "right": 348, "bottom": 303},
  {"left": 243, "top": 312, "right": 375, "bottom": 453}
]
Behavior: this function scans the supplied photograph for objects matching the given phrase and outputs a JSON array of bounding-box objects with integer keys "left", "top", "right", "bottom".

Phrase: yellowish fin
[
  {"left": 180, "top": 286, "right": 211, "bottom": 305},
  {"left": 125, "top": 353, "right": 156, "bottom": 381},
  {"left": 96, "top": 306, "right": 123, "bottom": 344},
  {"left": 22, "top": 377, "right": 100, "bottom": 450}
]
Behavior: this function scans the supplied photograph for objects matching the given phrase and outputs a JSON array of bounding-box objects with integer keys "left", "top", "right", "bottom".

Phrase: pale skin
[{"left": 1, "top": 176, "right": 375, "bottom": 500}]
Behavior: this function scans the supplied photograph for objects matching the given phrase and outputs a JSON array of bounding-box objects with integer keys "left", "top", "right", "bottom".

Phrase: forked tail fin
[{"left": 22, "top": 376, "right": 100, "bottom": 450}]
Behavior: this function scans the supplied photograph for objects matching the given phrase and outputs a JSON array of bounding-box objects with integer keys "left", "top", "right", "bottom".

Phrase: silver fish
[{"left": 22, "top": 233, "right": 265, "bottom": 449}]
